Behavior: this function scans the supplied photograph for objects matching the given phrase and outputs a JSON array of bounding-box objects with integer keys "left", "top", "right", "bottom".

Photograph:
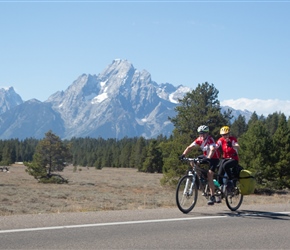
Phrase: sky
[{"left": 1, "top": 0, "right": 290, "bottom": 117}]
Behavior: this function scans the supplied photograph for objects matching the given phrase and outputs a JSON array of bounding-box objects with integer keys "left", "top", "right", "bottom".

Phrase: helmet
[
  {"left": 220, "top": 126, "right": 230, "bottom": 135},
  {"left": 197, "top": 125, "right": 209, "bottom": 134}
]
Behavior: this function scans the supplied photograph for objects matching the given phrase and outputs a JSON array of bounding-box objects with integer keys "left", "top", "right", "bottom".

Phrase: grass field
[{"left": 0, "top": 164, "right": 289, "bottom": 216}]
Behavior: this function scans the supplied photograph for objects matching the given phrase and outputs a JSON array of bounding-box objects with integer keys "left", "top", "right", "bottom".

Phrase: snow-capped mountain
[
  {"left": 46, "top": 59, "right": 190, "bottom": 139},
  {"left": 0, "top": 59, "right": 251, "bottom": 140},
  {"left": 0, "top": 87, "right": 23, "bottom": 114}
]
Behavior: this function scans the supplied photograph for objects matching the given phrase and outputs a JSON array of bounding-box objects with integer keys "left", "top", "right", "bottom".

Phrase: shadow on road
[{"left": 220, "top": 210, "right": 290, "bottom": 220}]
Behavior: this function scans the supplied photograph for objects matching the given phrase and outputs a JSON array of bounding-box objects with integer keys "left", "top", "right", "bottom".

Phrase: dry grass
[{"left": 0, "top": 164, "right": 289, "bottom": 216}]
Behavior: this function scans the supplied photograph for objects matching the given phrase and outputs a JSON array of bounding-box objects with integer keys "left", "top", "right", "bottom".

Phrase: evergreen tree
[
  {"left": 239, "top": 120, "right": 273, "bottom": 187},
  {"left": 265, "top": 112, "right": 280, "bottom": 136},
  {"left": 119, "top": 139, "right": 132, "bottom": 168},
  {"left": 231, "top": 115, "right": 247, "bottom": 138},
  {"left": 134, "top": 137, "right": 147, "bottom": 171},
  {"left": 159, "top": 135, "right": 190, "bottom": 185},
  {"left": 247, "top": 111, "right": 259, "bottom": 128},
  {"left": 142, "top": 139, "right": 163, "bottom": 173},
  {"left": 25, "top": 130, "right": 71, "bottom": 183},
  {"left": 169, "top": 82, "right": 232, "bottom": 139},
  {"left": 0, "top": 143, "right": 14, "bottom": 165},
  {"left": 271, "top": 114, "right": 290, "bottom": 189}
]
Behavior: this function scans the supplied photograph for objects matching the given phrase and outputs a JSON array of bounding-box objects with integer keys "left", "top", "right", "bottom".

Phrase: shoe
[{"left": 207, "top": 196, "right": 216, "bottom": 205}]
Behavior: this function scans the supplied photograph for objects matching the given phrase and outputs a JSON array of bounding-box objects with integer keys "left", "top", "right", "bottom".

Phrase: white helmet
[{"left": 197, "top": 125, "right": 209, "bottom": 134}]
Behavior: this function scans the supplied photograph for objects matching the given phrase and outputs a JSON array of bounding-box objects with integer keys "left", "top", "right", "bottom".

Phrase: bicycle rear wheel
[
  {"left": 225, "top": 185, "right": 243, "bottom": 211},
  {"left": 176, "top": 175, "right": 198, "bottom": 213}
]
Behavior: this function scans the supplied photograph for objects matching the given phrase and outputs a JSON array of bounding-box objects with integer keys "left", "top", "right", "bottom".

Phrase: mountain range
[{"left": 0, "top": 59, "right": 252, "bottom": 140}]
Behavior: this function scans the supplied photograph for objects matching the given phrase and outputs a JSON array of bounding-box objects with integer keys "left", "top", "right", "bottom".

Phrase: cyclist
[
  {"left": 180, "top": 125, "right": 220, "bottom": 205},
  {"left": 216, "top": 126, "right": 240, "bottom": 191}
]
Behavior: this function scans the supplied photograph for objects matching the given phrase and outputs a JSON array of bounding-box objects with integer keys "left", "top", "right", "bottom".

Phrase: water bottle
[
  {"left": 222, "top": 173, "right": 228, "bottom": 193},
  {"left": 213, "top": 179, "right": 220, "bottom": 188},
  {"left": 223, "top": 173, "right": 228, "bottom": 184}
]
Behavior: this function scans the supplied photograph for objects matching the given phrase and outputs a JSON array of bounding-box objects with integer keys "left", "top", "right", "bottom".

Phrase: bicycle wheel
[
  {"left": 176, "top": 175, "right": 198, "bottom": 213},
  {"left": 225, "top": 185, "right": 243, "bottom": 211}
]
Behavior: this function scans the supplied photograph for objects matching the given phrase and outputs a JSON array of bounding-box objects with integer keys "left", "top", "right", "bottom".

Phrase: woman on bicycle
[
  {"left": 180, "top": 125, "right": 220, "bottom": 205},
  {"left": 216, "top": 126, "right": 240, "bottom": 190}
]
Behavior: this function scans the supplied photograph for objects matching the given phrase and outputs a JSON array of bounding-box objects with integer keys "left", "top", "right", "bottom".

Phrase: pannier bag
[{"left": 238, "top": 169, "right": 256, "bottom": 195}]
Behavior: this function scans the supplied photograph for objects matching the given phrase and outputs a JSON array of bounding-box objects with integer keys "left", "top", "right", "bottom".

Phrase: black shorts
[
  {"left": 198, "top": 155, "right": 219, "bottom": 172},
  {"left": 208, "top": 158, "right": 220, "bottom": 172}
]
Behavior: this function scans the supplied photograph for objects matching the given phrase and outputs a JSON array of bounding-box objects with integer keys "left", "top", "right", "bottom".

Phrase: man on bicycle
[{"left": 180, "top": 125, "right": 220, "bottom": 205}]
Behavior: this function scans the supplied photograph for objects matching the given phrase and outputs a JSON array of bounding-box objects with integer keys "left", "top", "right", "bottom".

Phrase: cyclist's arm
[
  {"left": 207, "top": 145, "right": 216, "bottom": 159},
  {"left": 182, "top": 141, "right": 197, "bottom": 155},
  {"left": 182, "top": 145, "right": 194, "bottom": 155},
  {"left": 233, "top": 142, "right": 240, "bottom": 151}
]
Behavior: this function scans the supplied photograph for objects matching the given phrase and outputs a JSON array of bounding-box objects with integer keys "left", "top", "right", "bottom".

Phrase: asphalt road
[{"left": 1, "top": 203, "right": 290, "bottom": 249}]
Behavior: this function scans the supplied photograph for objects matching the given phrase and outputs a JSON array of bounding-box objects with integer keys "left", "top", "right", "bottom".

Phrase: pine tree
[
  {"left": 25, "top": 130, "right": 71, "bottom": 183},
  {"left": 159, "top": 136, "right": 189, "bottom": 185},
  {"left": 142, "top": 140, "right": 163, "bottom": 173},
  {"left": 271, "top": 113, "right": 290, "bottom": 189},
  {"left": 0, "top": 143, "right": 14, "bottom": 165},
  {"left": 134, "top": 137, "right": 147, "bottom": 171},
  {"left": 231, "top": 115, "right": 247, "bottom": 138},
  {"left": 264, "top": 112, "right": 280, "bottom": 136},
  {"left": 239, "top": 120, "right": 273, "bottom": 187},
  {"left": 169, "top": 82, "right": 232, "bottom": 139},
  {"left": 247, "top": 111, "right": 259, "bottom": 128}
]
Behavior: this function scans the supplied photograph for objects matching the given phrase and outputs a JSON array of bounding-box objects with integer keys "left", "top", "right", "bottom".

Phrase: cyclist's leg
[
  {"left": 224, "top": 159, "right": 238, "bottom": 181},
  {"left": 217, "top": 159, "right": 226, "bottom": 185},
  {"left": 223, "top": 159, "right": 239, "bottom": 192},
  {"left": 207, "top": 159, "right": 219, "bottom": 204}
]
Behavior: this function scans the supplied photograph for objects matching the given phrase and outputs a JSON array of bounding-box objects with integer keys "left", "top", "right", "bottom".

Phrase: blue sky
[{"left": 1, "top": 1, "right": 290, "bottom": 116}]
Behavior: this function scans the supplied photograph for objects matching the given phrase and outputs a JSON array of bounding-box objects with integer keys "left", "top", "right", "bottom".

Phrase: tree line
[{"left": 1, "top": 82, "right": 289, "bottom": 190}]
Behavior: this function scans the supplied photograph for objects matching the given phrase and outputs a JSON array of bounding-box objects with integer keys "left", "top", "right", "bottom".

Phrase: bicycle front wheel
[
  {"left": 176, "top": 175, "right": 198, "bottom": 213},
  {"left": 225, "top": 186, "right": 243, "bottom": 211}
]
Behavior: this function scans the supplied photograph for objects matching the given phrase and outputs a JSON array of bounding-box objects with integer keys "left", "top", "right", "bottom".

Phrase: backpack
[{"left": 238, "top": 169, "right": 256, "bottom": 195}]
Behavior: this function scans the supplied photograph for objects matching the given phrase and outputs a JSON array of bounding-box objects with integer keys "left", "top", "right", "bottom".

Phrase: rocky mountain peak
[
  {"left": 0, "top": 86, "right": 23, "bottom": 114},
  {"left": 0, "top": 60, "right": 252, "bottom": 140}
]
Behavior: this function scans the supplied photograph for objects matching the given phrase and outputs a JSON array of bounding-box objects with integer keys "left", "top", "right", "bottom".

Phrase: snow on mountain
[
  {"left": 0, "top": 59, "right": 252, "bottom": 140},
  {"left": 156, "top": 83, "right": 190, "bottom": 104},
  {"left": 45, "top": 59, "right": 180, "bottom": 139}
]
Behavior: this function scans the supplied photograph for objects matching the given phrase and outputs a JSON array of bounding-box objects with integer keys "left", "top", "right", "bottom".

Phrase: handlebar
[
  {"left": 180, "top": 157, "right": 199, "bottom": 164},
  {"left": 180, "top": 157, "right": 210, "bottom": 164}
]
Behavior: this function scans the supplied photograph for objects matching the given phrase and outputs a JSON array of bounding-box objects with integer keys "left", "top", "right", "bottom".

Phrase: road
[{"left": 1, "top": 203, "right": 290, "bottom": 249}]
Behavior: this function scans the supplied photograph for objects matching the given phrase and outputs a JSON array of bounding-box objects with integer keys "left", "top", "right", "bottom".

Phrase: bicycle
[{"left": 176, "top": 157, "right": 243, "bottom": 213}]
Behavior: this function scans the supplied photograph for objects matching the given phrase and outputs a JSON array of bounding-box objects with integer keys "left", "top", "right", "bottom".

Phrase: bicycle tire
[
  {"left": 176, "top": 175, "right": 198, "bottom": 213},
  {"left": 225, "top": 185, "right": 243, "bottom": 211}
]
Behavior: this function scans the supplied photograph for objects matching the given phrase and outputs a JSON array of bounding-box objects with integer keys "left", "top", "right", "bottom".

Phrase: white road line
[
  {"left": 1, "top": 212, "right": 289, "bottom": 234},
  {"left": 0, "top": 215, "right": 226, "bottom": 234}
]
